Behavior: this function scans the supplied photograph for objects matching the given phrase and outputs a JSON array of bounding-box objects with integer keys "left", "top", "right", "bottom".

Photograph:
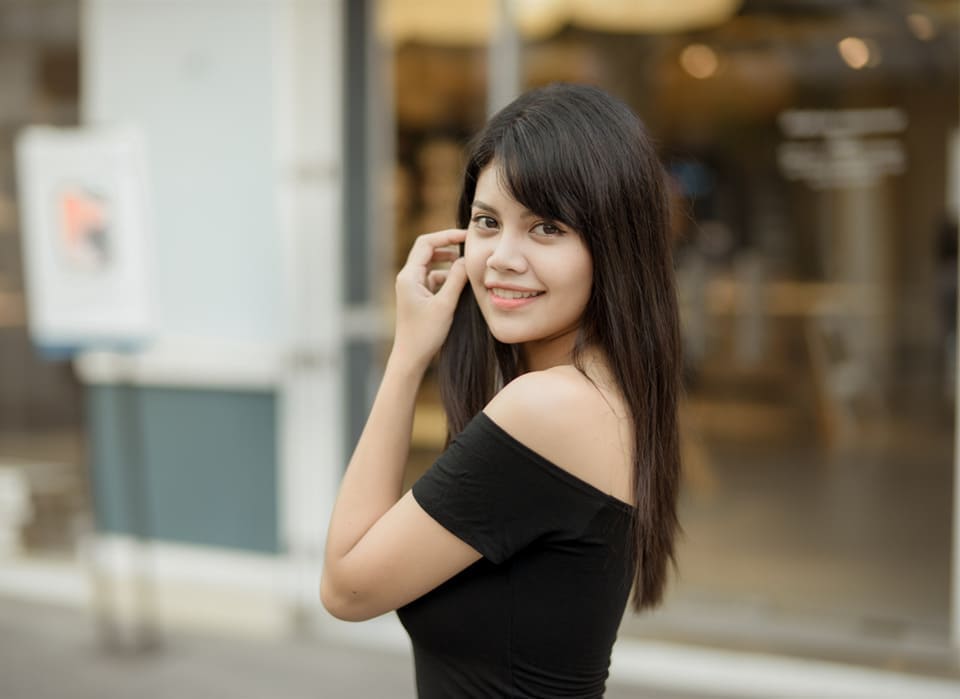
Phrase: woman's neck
[
  {"left": 520, "top": 330, "right": 611, "bottom": 376},
  {"left": 520, "top": 328, "right": 579, "bottom": 372}
]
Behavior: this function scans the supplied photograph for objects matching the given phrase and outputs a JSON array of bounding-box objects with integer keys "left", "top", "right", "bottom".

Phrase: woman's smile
[{"left": 487, "top": 284, "right": 545, "bottom": 309}]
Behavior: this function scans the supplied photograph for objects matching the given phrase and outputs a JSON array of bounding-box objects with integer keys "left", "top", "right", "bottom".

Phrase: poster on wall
[{"left": 15, "top": 126, "right": 154, "bottom": 356}]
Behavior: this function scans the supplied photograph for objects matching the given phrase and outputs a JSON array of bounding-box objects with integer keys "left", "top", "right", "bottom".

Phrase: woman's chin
[
  {"left": 485, "top": 324, "right": 531, "bottom": 346},
  {"left": 488, "top": 329, "right": 521, "bottom": 345}
]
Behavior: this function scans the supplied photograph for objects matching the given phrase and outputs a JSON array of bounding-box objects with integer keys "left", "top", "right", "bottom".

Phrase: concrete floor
[{"left": 0, "top": 595, "right": 732, "bottom": 699}]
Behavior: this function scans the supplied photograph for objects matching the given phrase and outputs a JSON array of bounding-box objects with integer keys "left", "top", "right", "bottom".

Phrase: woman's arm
[
  {"left": 320, "top": 354, "right": 424, "bottom": 568},
  {"left": 321, "top": 229, "right": 480, "bottom": 620}
]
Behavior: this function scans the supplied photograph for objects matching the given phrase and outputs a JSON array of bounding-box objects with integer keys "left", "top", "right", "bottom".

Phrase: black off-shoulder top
[{"left": 397, "top": 411, "right": 636, "bottom": 699}]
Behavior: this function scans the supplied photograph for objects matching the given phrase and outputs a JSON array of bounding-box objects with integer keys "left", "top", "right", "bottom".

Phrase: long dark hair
[{"left": 437, "top": 83, "right": 681, "bottom": 611}]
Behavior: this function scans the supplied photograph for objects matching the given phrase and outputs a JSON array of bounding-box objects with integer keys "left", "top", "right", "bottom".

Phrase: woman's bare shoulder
[
  {"left": 488, "top": 363, "right": 628, "bottom": 415},
  {"left": 483, "top": 367, "right": 633, "bottom": 503},
  {"left": 487, "top": 365, "right": 592, "bottom": 411}
]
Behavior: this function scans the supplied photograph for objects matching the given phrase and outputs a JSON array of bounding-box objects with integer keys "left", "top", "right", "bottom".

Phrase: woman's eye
[
  {"left": 472, "top": 215, "right": 498, "bottom": 230},
  {"left": 533, "top": 222, "right": 563, "bottom": 237}
]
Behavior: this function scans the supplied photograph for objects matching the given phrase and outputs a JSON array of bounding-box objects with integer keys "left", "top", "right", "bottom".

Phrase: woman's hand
[{"left": 391, "top": 228, "right": 469, "bottom": 372}]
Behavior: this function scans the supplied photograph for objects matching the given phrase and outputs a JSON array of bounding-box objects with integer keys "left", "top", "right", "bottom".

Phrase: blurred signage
[
  {"left": 15, "top": 126, "right": 153, "bottom": 354},
  {"left": 777, "top": 108, "right": 907, "bottom": 189}
]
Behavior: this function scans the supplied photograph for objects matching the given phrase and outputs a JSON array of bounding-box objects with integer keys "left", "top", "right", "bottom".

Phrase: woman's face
[{"left": 465, "top": 163, "right": 593, "bottom": 366}]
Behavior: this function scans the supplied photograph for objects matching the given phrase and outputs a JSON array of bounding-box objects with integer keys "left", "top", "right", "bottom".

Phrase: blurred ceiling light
[
  {"left": 680, "top": 43, "right": 719, "bottom": 79},
  {"left": 514, "top": 0, "right": 567, "bottom": 38},
  {"left": 379, "top": 0, "right": 743, "bottom": 45},
  {"left": 554, "top": 0, "right": 742, "bottom": 35},
  {"left": 837, "top": 36, "right": 877, "bottom": 70},
  {"left": 906, "top": 12, "right": 936, "bottom": 41},
  {"left": 378, "top": 0, "right": 495, "bottom": 46}
]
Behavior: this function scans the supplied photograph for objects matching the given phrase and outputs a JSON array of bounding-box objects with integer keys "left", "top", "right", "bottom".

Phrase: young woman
[{"left": 321, "top": 83, "right": 682, "bottom": 698}]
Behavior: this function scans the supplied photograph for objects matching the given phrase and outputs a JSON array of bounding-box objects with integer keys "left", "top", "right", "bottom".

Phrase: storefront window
[{"left": 375, "top": 0, "right": 958, "bottom": 664}]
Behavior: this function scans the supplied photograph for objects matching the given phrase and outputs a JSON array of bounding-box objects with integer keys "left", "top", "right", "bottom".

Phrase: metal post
[
  {"left": 487, "top": 0, "right": 521, "bottom": 118},
  {"left": 90, "top": 354, "right": 160, "bottom": 655}
]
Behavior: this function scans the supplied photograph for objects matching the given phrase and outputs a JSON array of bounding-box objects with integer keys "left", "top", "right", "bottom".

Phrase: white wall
[
  {"left": 82, "top": 0, "right": 283, "bottom": 347},
  {"left": 273, "top": 0, "right": 345, "bottom": 611}
]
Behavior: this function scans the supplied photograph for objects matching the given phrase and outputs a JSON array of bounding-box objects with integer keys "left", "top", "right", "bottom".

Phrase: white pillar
[{"left": 273, "top": 0, "right": 345, "bottom": 623}]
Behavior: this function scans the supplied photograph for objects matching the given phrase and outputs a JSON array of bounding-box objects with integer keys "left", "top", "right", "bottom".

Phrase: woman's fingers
[
  {"left": 429, "top": 248, "right": 460, "bottom": 263},
  {"left": 398, "top": 230, "right": 466, "bottom": 292},
  {"left": 436, "top": 258, "right": 468, "bottom": 305},
  {"left": 392, "top": 238, "right": 468, "bottom": 368},
  {"left": 426, "top": 269, "right": 448, "bottom": 294},
  {"left": 404, "top": 229, "right": 467, "bottom": 269}
]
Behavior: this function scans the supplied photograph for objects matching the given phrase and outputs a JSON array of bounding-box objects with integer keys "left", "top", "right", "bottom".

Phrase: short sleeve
[{"left": 411, "top": 411, "right": 608, "bottom": 564}]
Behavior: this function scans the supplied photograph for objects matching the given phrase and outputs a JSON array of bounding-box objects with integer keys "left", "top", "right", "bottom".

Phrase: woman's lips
[{"left": 487, "top": 288, "right": 544, "bottom": 310}]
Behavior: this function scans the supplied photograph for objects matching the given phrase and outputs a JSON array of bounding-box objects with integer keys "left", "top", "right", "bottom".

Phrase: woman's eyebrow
[
  {"left": 471, "top": 200, "right": 499, "bottom": 215},
  {"left": 471, "top": 200, "right": 535, "bottom": 219}
]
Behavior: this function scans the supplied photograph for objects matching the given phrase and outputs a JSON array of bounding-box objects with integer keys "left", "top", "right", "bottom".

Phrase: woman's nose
[{"left": 486, "top": 231, "right": 528, "bottom": 273}]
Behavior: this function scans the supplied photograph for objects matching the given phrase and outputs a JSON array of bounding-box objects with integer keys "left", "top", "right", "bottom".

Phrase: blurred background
[{"left": 0, "top": 0, "right": 959, "bottom": 697}]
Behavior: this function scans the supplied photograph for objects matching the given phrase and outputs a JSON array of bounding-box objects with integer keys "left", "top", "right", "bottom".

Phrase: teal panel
[{"left": 85, "top": 385, "right": 279, "bottom": 554}]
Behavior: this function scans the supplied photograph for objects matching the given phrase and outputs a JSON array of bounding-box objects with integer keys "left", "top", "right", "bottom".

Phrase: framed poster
[{"left": 15, "top": 126, "right": 154, "bottom": 354}]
